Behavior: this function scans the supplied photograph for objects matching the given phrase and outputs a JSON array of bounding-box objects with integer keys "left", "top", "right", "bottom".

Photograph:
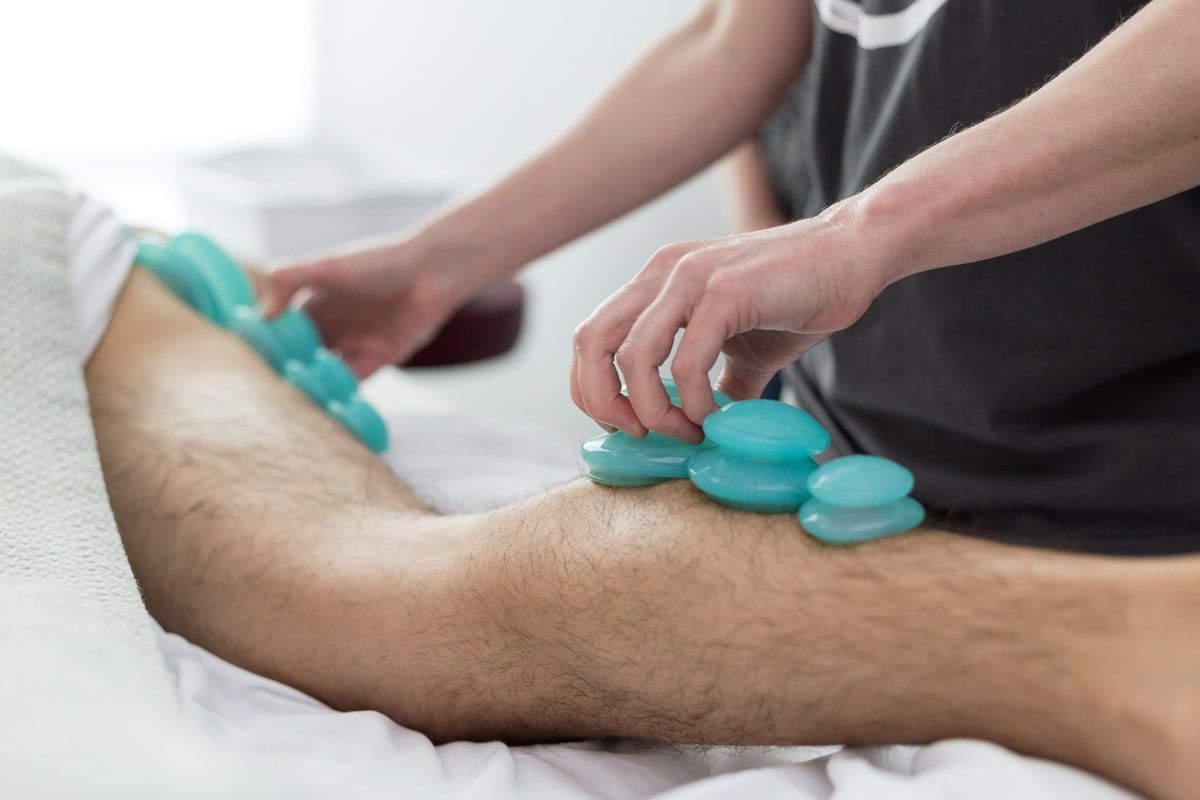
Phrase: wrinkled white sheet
[{"left": 154, "top": 369, "right": 1140, "bottom": 800}]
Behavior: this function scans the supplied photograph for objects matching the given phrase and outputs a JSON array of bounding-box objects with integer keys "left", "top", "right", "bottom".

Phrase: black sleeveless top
[{"left": 764, "top": 1, "right": 1200, "bottom": 554}]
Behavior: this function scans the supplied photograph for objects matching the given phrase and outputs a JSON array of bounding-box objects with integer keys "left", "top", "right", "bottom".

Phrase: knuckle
[
  {"left": 614, "top": 343, "right": 639, "bottom": 371},
  {"left": 670, "top": 252, "right": 701, "bottom": 278},
  {"left": 642, "top": 242, "right": 691, "bottom": 276},
  {"left": 572, "top": 320, "right": 597, "bottom": 349},
  {"left": 704, "top": 269, "right": 739, "bottom": 298},
  {"left": 650, "top": 242, "right": 687, "bottom": 264},
  {"left": 670, "top": 353, "right": 696, "bottom": 379},
  {"left": 663, "top": 252, "right": 714, "bottom": 294},
  {"left": 700, "top": 271, "right": 746, "bottom": 321},
  {"left": 647, "top": 403, "right": 675, "bottom": 431}
]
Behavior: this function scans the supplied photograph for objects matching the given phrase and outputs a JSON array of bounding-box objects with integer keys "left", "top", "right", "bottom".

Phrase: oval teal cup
[{"left": 807, "top": 455, "right": 915, "bottom": 508}]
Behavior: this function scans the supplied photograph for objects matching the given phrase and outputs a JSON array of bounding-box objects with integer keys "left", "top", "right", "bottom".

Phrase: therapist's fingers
[
  {"left": 339, "top": 345, "right": 382, "bottom": 379},
  {"left": 569, "top": 349, "right": 617, "bottom": 433},
  {"left": 263, "top": 244, "right": 400, "bottom": 317},
  {"left": 263, "top": 261, "right": 328, "bottom": 317},
  {"left": 670, "top": 297, "right": 732, "bottom": 425},
  {"left": 617, "top": 292, "right": 700, "bottom": 442},
  {"left": 302, "top": 286, "right": 442, "bottom": 378},
  {"left": 573, "top": 242, "right": 711, "bottom": 436},
  {"left": 614, "top": 254, "right": 720, "bottom": 440},
  {"left": 344, "top": 343, "right": 404, "bottom": 379},
  {"left": 572, "top": 291, "right": 655, "bottom": 437},
  {"left": 573, "top": 323, "right": 643, "bottom": 437}
]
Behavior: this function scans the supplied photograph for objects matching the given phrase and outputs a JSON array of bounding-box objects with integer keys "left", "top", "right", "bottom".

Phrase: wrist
[
  {"left": 834, "top": 178, "right": 941, "bottom": 289},
  {"left": 795, "top": 188, "right": 927, "bottom": 307},
  {"left": 408, "top": 211, "right": 517, "bottom": 300}
]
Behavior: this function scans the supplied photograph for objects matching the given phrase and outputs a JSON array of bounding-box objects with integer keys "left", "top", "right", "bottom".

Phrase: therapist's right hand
[{"left": 264, "top": 235, "right": 486, "bottom": 378}]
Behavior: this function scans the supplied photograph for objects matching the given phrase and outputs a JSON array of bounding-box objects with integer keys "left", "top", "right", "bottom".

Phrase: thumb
[{"left": 262, "top": 261, "right": 325, "bottom": 317}]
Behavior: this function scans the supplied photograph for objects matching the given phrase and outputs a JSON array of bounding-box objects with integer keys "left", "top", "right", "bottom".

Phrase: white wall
[
  {"left": 0, "top": 0, "right": 314, "bottom": 229},
  {"left": 314, "top": 0, "right": 731, "bottom": 442}
]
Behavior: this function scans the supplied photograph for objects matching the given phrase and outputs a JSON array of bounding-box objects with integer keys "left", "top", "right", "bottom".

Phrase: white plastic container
[{"left": 177, "top": 146, "right": 455, "bottom": 261}]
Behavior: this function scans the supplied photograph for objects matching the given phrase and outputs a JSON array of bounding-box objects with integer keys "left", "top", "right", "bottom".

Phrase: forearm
[
  {"left": 723, "top": 140, "right": 789, "bottom": 231},
  {"left": 414, "top": 1, "right": 810, "bottom": 282},
  {"left": 858, "top": 0, "right": 1200, "bottom": 282}
]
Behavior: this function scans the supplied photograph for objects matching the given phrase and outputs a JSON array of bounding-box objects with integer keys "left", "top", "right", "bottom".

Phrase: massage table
[{"left": 0, "top": 154, "right": 1139, "bottom": 799}]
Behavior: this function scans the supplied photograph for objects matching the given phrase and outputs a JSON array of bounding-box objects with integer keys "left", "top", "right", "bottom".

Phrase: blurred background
[{"left": 2, "top": 0, "right": 729, "bottom": 441}]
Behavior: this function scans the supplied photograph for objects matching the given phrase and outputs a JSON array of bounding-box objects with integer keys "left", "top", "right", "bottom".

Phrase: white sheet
[
  {"left": 153, "top": 369, "right": 1140, "bottom": 800},
  {"left": 66, "top": 189, "right": 136, "bottom": 362}
]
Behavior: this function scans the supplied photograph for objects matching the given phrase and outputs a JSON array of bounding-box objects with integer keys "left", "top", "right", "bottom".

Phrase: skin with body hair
[{"left": 87, "top": 269, "right": 1200, "bottom": 800}]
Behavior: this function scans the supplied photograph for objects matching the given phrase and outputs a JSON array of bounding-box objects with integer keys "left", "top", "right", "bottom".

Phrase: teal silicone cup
[
  {"left": 687, "top": 400, "right": 830, "bottom": 513},
  {"left": 134, "top": 232, "right": 389, "bottom": 453},
  {"left": 580, "top": 378, "right": 733, "bottom": 487},
  {"left": 798, "top": 455, "right": 925, "bottom": 545}
]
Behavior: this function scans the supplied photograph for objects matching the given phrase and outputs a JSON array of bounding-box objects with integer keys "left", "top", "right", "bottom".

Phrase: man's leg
[{"left": 87, "top": 271, "right": 1198, "bottom": 799}]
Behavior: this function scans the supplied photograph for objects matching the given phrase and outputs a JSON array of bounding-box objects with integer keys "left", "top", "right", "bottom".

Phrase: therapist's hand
[
  {"left": 263, "top": 234, "right": 493, "bottom": 377},
  {"left": 571, "top": 202, "right": 897, "bottom": 442}
]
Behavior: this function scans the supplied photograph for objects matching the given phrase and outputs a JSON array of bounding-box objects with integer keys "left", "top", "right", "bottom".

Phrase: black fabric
[
  {"left": 758, "top": 71, "right": 813, "bottom": 220},
  {"left": 766, "top": 1, "right": 1200, "bottom": 554}
]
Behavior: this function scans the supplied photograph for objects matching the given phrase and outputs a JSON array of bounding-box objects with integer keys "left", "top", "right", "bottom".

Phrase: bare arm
[
  {"left": 425, "top": 0, "right": 811, "bottom": 281},
  {"left": 575, "top": 0, "right": 1200, "bottom": 440},
  {"left": 89, "top": 272, "right": 1199, "bottom": 800},
  {"left": 264, "top": 0, "right": 812, "bottom": 373},
  {"left": 722, "top": 140, "right": 789, "bottom": 232},
  {"left": 869, "top": 0, "right": 1200, "bottom": 279}
]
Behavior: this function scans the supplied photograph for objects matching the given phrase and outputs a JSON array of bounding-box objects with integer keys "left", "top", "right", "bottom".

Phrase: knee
[{"left": 446, "top": 480, "right": 810, "bottom": 739}]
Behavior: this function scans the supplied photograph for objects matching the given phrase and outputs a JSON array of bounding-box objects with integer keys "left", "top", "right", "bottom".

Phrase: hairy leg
[{"left": 88, "top": 271, "right": 1198, "bottom": 799}]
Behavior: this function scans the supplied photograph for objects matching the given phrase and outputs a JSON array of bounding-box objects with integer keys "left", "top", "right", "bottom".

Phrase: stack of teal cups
[{"left": 134, "top": 231, "right": 389, "bottom": 453}]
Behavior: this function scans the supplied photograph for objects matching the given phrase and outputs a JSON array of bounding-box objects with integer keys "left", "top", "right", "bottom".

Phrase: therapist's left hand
[{"left": 571, "top": 204, "right": 898, "bottom": 443}]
